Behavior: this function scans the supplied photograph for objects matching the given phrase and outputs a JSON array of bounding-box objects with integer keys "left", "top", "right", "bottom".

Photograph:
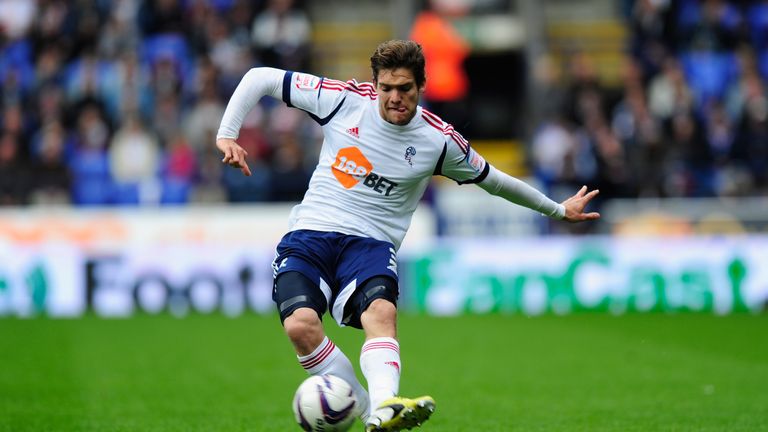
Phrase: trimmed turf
[{"left": 1, "top": 313, "right": 766, "bottom": 431}]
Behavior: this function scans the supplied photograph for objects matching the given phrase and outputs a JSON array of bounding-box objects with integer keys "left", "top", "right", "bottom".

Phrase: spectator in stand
[
  {"left": 666, "top": 111, "right": 713, "bottom": 197},
  {"left": 268, "top": 133, "right": 311, "bottom": 203},
  {"left": 587, "top": 115, "right": 634, "bottom": 199},
  {"left": 531, "top": 117, "right": 576, "bottom": 192},
  {"left": 63, "top": 49, "right": 114, "bottom": 120},
  {"left": 6, "top": 0, "right": 765, "bottom": 208},
  {"left": 32, "top": 84, "right": 67, "bottom": 137},
  {"left": 562, "top": 52, "right": 609, "bottom": 128},
  {"left": 33, "top": 44, "right": 66, "bottom": 90},
  {"left": 0, "top": 132, "right": 32, "bottom": 205},
  {"left": 108, "top": 113, "right": 160, "bottom": 191},
  {"left": 30, "top": 0, "right": 74, "bottom": 61},
  {"left": 69, "top": 1, "right": 105, "bottom": 59},
  {"left": 184, "top": 58, "right": 226, "bottom": 156},
  {"left": 0, "top": 0, "right": 36, "bottom": 42},
  {"left": 106, "top": 52, "right": 152, "bottom": 121},
  {"left": 725, "top": 52, "right": 766, "bottom": 123},
  {"left": 0, "top": 0, "right": 321, "bottom": 207},
  {"left": 2, "top": 102, "right": 29, "bottom": 140},
  {"left": 205, "top": 13, "right": 253, "bottom": 95},
  {"left": 731, "top": 72, "right": 768, "bottom": 192},
  {"left": 97, "top": 0, "right": 141, "bottom": 60},
  {"left": 610, "top": 57, "right": 662, "bottom": 196},
  {"left": 647, "top": 55, "right": 694, "bottom": 121},
  {"left": 530, "top": 54, "right": 567, "bottom": 128},
  {"left": 138, "top": 0, "right": 185, "bottom": 36},
  {"left": 228, "top": 0, "right": 256, "bottom": 47},
  {"left": 677, "top": 0, "right": 743, "bottom": 52},
  {"left": 183, "top": 63, "right": 232, "bottom": 200},
  {"left": 628, "top": 0, "right": 675, "bottom": 79},
  {"left": 0, "top": 41, "right": 35, "bottom": 106},
  {"left": 29, "top": 121, "right": 71, "bottom": 205},
  {"left": 160, "top": 132, "right": 197, "bottom": 204},
  {"left": 251, "top": 0, "right": 311, "bottom": 71},
  {"left": 67, "top": 101, "right": 112, "bottom": 205},
  {"left": 410, "top": 0, "right": 471, "bottom": 128},
  {"left": 704, "top": 100, "right": 736, "bottom": 166}
]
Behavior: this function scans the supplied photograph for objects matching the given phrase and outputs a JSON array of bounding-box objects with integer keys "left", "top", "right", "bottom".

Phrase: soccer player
[{"left": 216, "top": 40, "right": 600, "bottom": 431}]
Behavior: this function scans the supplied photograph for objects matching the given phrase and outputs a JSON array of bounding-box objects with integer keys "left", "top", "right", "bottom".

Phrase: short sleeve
[
  {"left": 437, "top": 128, "right": 489, "bottom": 184},
  {"left": 282, "top": 71, "right": 347, "bottom": 125}
]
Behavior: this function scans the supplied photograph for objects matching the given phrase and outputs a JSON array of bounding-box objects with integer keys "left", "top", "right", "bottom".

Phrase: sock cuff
[
  {"left": 362, "top": 337, "right": 399, "bottom": 355},
  {"left": 298, "top": 337, "right": 336, "bottom": 370}
]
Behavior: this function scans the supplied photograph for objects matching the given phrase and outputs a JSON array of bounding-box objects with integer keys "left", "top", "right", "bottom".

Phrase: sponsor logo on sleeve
[
  {"left": 294, "top": 73, "right": 320, "bottom": 90},
  {"left": 466, "top": 148, "right": 485, "bottom": 173}
]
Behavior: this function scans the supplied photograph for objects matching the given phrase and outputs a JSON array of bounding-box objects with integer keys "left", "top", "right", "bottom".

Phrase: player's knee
[
  {"left": 283, "top": 308, "right": 323, "bottom": 350},
  {"left": 361, "top": 298, "right": 397, "bottom": 330},
  {"left": 367, "top": 298, "right": 396, "bottom": 317}
]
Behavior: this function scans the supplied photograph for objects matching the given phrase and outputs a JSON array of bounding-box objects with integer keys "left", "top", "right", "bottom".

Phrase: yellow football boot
[{"left": 365, "top": 396, "right": 436, "bottom": 431}]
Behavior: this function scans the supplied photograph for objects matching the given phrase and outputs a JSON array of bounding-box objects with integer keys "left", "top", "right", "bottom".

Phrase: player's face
[{"left": 375, "top": 68, "right": 422, "bottom": 126}]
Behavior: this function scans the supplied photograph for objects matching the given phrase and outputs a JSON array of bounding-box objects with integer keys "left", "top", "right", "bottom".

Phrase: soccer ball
[{"left": 292, "top": 374, "right": 358, "bottom": 431}]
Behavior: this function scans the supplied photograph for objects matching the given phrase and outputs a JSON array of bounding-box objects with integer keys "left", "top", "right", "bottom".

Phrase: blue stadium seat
[
  {"left": 0, "top": 40, "right": 34, "bottom": 93},
  {"left": 71, "top": 180, "right": 114, "bottom": 206},
  {"left": 680, "top": 51, "right": 739, "bottom": 107},
  {"left": 69, "top": 150, "right": 113, "bottom": 206},
  {"left": 160, "top": 178, "right": 191, "bottom": 205},
  {"left": 677, "top": 0, "right": 741, "bottom": 31},
  {"left": 748, "top": 3, "right": 768, "bottom": 50},
  {"left": 676, "top": 0, "right": 701, "bottom": 29},
  {"left": 759, "top": 50, "right": 768, "bottom": 83},
  {"left": 112, "top": 183, "right": 141, "bottom": 205},
  {"left": 141, "top": 33, "right": 192, "bottom": 83}
]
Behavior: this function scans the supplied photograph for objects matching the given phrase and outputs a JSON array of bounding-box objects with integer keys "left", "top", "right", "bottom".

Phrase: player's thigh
[
  {"left": 334, "top": 236, "right": 400, "bottom": 328},
  {"left": 274, "top": 271, "right": 328, "bottom": 325},
  {"left": 342, "top": 275, "right": 399, "bottom": 329}
]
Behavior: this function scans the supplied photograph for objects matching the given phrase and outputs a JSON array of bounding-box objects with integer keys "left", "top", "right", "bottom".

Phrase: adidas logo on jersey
[{"left": 346, "top": 127, "right": 359, "bottom": 138}]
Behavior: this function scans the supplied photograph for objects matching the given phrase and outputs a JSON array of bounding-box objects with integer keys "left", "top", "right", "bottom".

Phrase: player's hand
[
  {"left": 216, "top": 137, "right": 251, "bottom": 176},
  {"left": 561, "top": 185, "right": 601, "bottom": 223}
]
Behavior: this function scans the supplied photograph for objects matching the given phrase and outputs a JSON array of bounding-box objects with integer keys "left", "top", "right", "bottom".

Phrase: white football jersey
[{"left": 282, "top": 71, "right": 488, "bottom": 250}]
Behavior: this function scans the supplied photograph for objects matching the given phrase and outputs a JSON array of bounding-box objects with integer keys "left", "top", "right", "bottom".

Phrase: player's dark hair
[{"left": 370, "top": 40, "right": 426, "bottom": 88}]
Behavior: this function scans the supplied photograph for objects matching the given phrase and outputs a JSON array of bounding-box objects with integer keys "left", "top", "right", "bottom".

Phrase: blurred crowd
[
  {"left": 531, "top": 0, "right": 768, "bottom": 203},
  {"left": 2, "top": 0, "right": 767, "bottom": 209},
  {"left": 0, "top": 0, "right": 316, "bottom": 206}
]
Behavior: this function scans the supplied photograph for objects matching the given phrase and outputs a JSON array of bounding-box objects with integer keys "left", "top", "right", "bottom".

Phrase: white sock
[
  {"left": 297, "top": 337, "right": 370, "bottom": 420},
  {"left": 360, "top": 337, "right": 401, "bottom": 417}
]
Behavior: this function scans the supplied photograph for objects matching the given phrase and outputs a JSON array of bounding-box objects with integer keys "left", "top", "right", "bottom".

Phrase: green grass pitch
[{"left": 1, "top": 313, "right": 766, "bottom": 431}]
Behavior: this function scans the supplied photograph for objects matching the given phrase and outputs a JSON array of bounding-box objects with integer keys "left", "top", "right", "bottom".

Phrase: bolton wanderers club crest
[{"left": 404, "top": 146, "right": 416, "bottom": 166}]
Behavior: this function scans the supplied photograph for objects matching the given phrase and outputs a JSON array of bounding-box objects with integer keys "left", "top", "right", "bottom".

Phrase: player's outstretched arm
[
  {"left": 216, "top": 137, "right": 251, "bottom": 177},
  {"left": 560, "top": 185, "right": 601, "bottom": 223},
  {"left": 477, "top": 164, "right": 564, "bottom": 218},
  {"left": 216, "top": 67, "right": 285, "bottom": 176},
  {"left": 477, "top": 165, "right": 599, "bottom": 223}
]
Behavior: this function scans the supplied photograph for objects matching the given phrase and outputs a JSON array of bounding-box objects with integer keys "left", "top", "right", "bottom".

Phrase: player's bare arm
[
  {"left": 216, "top": 137, "right": 251, "bottom": 177},
  {"left": 561, "top": 185, "right": 601, "bottom": 222}
]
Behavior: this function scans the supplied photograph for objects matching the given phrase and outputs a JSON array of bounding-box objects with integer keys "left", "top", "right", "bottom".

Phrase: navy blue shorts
[{"left": 271, "top": 230, "right": 399, "bottom": 327}]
